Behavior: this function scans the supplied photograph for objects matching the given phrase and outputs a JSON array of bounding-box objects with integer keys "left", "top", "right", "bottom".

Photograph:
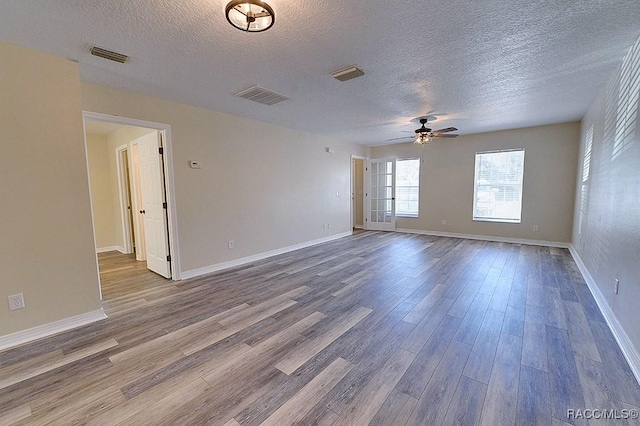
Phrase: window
[
  {"left": 395, "top": 158, "right": 420, "bottom": 217},
  {"left": 579, "top": 125, "right": 594, "bottom": 236},
  {"left": 613, "top": 39, "right": 639, "bottom": 160},
  {"left": 473, "top": 149, "right": 525, "bottom": 223},
  {"left": 582, "top": 125, "right": 593, "bottom": 183}
]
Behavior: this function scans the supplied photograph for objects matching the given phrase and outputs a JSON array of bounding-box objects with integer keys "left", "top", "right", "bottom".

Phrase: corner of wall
[{"left": 569, "top": 245, "right": 640, "bottom": 385}]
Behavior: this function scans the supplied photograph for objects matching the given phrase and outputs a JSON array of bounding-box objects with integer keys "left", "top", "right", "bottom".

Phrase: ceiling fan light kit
[
  {"left": 225, "top": 0, "right": 275, "bottom": 32},
  {"left": 414, "top": 133, "right": 432, "bottom": 145},
  {"left": 387, "top": 117, "right": 460, "bottom": 144}
]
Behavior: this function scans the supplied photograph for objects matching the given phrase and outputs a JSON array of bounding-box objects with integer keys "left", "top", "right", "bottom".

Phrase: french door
[{"left": 367, "top": 158, "right": 396, "bottom": 231}]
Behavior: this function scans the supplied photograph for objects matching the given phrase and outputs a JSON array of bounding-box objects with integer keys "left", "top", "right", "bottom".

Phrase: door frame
[
  {"left": 350, "top": 155, "right": 367, "bottom": 230},
  {"left": 82, "top": 111, "right": 181, "bottom": 281}
]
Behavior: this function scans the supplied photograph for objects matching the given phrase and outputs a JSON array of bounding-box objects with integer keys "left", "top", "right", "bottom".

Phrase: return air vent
[
  {"left": 331, "top": 66, "right": 365, "bottom": 82},
  {"left": 90, "top": 46, "right": 129, "bottom": 64},
  {"left": 234, "top": 85, "right": 289, "bottom": 106}
]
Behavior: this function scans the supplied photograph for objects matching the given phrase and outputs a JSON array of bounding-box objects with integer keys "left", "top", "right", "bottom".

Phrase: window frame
[
  {"left": 472, "top": 148, "right": 525, "bottom": 224},
  {"left": 395, "top": 157, "right": 420, "bottom": 218}
]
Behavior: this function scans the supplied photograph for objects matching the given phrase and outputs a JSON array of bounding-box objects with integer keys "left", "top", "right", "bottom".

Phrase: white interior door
[
  {"left": 135, "top": 132, "right": 171, "bottom": 278},
  {"left": 367, "top": 158, "right": 396, "bottom": 231}
]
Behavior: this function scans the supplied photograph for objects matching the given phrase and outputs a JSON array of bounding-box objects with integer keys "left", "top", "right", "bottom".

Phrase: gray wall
[{"left": 571, "top": 35, "right": 640, "bottom": 363}]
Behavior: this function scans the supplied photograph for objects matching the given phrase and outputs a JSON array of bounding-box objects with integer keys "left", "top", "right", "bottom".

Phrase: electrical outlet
[
  {"left": 328, "top": 223, "right": 332, "bottom": 229},
  {"left": 442, "top": 220, "right": 447, "bottom": 225},
  {"left": 323, "top": 223, "right": 328, "bottom": 230},
  {"left": 614, "top": 278, "right": 620, "bottom": 295},
  {"left": 228, "top": 240, "right": 235, "bottom": 249},
  {"left": 8, "top": 293, "right": 25, "bottom": 311},
  {"left": 532, "top": 224, "right": 539, "bottom": 232}
]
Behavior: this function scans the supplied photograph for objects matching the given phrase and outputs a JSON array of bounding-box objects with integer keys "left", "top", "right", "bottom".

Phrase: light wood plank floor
[{"left": 1, "top": 232, "right": 639, "bottom": 425}]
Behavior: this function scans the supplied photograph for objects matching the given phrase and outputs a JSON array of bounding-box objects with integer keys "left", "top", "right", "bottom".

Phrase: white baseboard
[
  {"left": 96, "top": 246, "right": 126, "bottom": 254},
  {"left": 396, "top": 228, "right": 570, "bottom": 248},
  {"left": 0, "top": 309, "right": 108, "bottom": 352},
  {"left": 180, "top": 231, "right": 352, "bottom": 280},
  {"left": 569, "top": 245, "right": 640, "bottom": 385}
]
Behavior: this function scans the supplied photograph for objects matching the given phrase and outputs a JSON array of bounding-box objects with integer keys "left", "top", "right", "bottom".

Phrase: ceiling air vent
[
  {"left": 331, "top": 66, "right": 365, "bottom": 82},
  {"left": 233, "top": 85, "right": 289, "bottom": 106},
  {"left": 90, "top": 46, "right": 129, "bottom": 64}
]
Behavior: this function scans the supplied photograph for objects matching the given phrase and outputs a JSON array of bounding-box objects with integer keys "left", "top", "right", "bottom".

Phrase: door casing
[{"left": 82, "top": 111, "right": 180, "bottom": 287}]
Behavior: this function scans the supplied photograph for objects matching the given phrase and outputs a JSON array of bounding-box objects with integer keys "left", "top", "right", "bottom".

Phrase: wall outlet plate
[
  {"left": 614, "top": 278, "right": 620, "bottom": 295},
  {"left": 8, "top": 293, "right": 25, "bottom": 310}
]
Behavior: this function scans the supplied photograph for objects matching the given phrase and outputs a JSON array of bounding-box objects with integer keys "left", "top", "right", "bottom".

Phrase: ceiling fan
[{"left": 386, "top": 116, "right": 459, "bottom": 144}]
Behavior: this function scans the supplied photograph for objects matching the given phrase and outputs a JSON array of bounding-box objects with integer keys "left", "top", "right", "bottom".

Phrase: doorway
[{"left": 83, "top": 112, "right": 179, "bottom": 299}]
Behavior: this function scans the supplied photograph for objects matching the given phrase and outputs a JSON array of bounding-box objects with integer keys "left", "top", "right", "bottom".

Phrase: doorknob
[{"left": 140, "top": 210, "right": 146, "bottom": 214}]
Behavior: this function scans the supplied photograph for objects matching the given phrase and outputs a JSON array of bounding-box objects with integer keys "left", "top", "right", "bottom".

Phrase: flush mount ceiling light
[{"left": 226, "top": 0, "right": 275, "bottom": 32}]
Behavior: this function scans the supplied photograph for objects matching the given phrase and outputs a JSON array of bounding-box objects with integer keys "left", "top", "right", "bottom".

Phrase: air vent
[
  {"left": 234, "top": 85, "right": 289, "bottom": 106},
  {"left": 90, "top": 46, "right": 129, "bottom": 64},
  {"left": 331, "top": 66, "right": 365, "bottom": 82}
]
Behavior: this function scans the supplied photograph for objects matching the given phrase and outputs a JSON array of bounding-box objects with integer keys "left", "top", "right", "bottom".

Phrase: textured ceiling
[{"left": 1, "top": 1, "right": 639, "bottom": 145}]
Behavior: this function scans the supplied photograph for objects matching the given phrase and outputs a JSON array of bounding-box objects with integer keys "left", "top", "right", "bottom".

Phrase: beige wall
[
  {"left": 572, "top": 35, "right": 640, "bottom": 357},
  {"left": 1, "top": 41, "right": 368, "bottom": 338},
  {"left": 0, "top": 42, "right": 101, "bottom": 335},
  {"left": 371, "top": 122, "right": 580, "bottom": 243},
  {"left": 81, "top": 83, "right": 369, "bottom": 274},
  {"left": 86, "top": 133, "right": 117, "bottom": 249}
]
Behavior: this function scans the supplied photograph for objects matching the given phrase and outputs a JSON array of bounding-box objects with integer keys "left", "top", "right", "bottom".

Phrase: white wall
[
  {"left": 572, "top": 35, "right": 640, "bottom": 367},
  {"left": 0, "top": 42, "right": 101, "bottom": 336},
  {"left": 371, "top": 122, "right": 580, "bottom": 243},
  {"left": 86, "top": 133, "right": 117, "bottom": 250}
]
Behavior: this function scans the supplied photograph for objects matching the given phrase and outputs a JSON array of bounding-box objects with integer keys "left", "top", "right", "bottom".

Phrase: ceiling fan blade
[
  {"left": 385, "top": 136, "right": 415, "bottom": 141},
  {"left": 400, "top": 130, "right": 415, "bottom": 133},
  {"left": 432, "top": 133, "right": 459, "bottom": 138},
  {"left": 433, "top": 127, "right": 458, "bottom": 133}
]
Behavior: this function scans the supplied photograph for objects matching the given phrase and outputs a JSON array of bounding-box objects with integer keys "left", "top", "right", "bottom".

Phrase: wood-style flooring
[{"left": 1, "top": 231, "right": 639, "bottom": 425}]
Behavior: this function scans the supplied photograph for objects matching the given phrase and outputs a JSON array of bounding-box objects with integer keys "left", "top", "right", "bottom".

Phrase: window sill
[
  {"left": 473, "top": 217, "right": 521, "bottom": 224},
  {"left": 397, "top": 214, "right": 419, "bottom": 218}
]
